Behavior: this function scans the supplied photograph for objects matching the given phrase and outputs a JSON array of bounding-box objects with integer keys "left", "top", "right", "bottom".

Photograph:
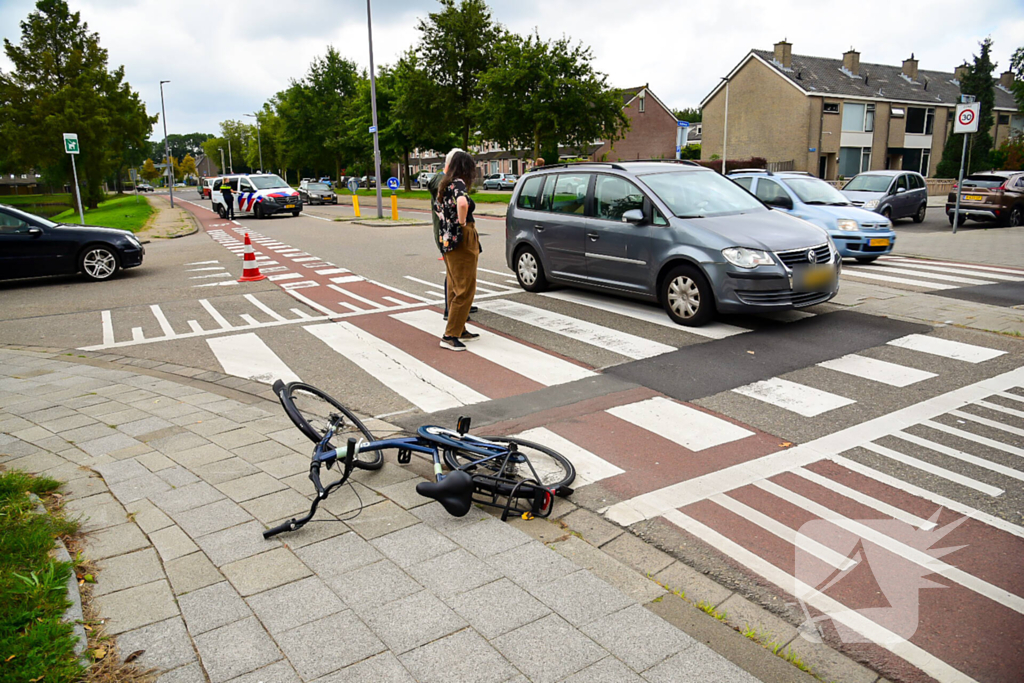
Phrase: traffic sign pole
[
  {"left": 953, "top": 133, "right": 968, "bottom": 235},
  {"left": 366, "top": 0, "right": 384, "bottom": 219},
  {"left": 951, "top": 99, "right": 980, "bottom": 235},
  {"left": 70, "top": 154, "right": 85, "bottom": 225}
]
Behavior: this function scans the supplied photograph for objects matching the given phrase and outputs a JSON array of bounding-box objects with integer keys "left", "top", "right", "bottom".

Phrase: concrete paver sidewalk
[{"left": 0, "top": 349, "right": 763, "bottom": 683}]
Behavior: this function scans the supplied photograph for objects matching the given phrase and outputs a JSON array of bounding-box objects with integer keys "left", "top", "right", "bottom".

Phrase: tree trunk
[
  {"left": 532, "top": 125, "right": 541, "bottom": 162},
  {"left": 403, "top": 149, "right": 412, "bottom": 191}
]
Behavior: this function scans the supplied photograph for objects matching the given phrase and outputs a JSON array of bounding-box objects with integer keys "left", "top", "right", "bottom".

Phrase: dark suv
[
  {"left": 505, "top": 161, "right": 840, "bottom": 326},
  {"left": 945, "top": 171, "right": 1024, "bottom": 227}
]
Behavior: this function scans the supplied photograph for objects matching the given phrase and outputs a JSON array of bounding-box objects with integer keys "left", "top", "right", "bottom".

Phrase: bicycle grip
[{"left": 263, "top": 519, "right": 294, "bottom": 539}]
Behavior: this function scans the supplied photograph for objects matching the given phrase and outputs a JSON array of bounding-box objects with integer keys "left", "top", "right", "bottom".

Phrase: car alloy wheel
[
  {"left": 81, "top": 246, "right": 118, "bottom": 281},
  {"left": 1009, "top": 206, "right": 1023, "bottom": 227}
]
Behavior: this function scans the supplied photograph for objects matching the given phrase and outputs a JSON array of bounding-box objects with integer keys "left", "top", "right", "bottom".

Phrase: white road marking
[
  {"left": 366, "top": 279, "right": 433, "bottom": 304},
  {"left": 287, "top": 290, "right": 340, "bottom": 316},
  {"left": 874, "top": 260, "right": 1023, "bottom": 282},
  {"left": 330, "top": 275, "right": 364, "bottom": 284},
  {"left": 404, "top": 275, "right": 444, "bottom": 291},
  {"left": 192, "top": 281, "right": 240, "bottom": 288},
  {"left": 187, "top": 320, "right": 204, "bottom": 333},
  {"left": 290, "top": 309, "right": 314, "bottom": 319},
  {"left": 281, "top": 281, "right": 319, "bottom": 290},
  {"left": 244, "top": 294, "right": 288, "bottom": 322},
  {"left": 948, "top": 409, "right": 1024, "bottom": 439},
  {"left": 316, "top": 268, "right": 351, "bottom": 276},
  {"left": 305, "top": 322, "right": 487, "bottom": 412},
  {"left": 884, "top": 256, "right": 1024, "bottom": 276},
  {"left": 791, "top": 467, "right": 936, "bottom": 530},
  {"left": 131, "top": 327, "right": 144, "bottom": 342},
  {"left": 291, "top": 257, "right": 319, "bottom": 262},
  {"left": 607, "top": 397, "right": 753, "bottom": 451},
  {"left": 839, "top": 270, "right": 957, "bottom": 290},
  {"left": 511, "top": 427, "right": 623, "bottom": 488},
  {"left": 732, "top": 377, "right": 856, "bottom": 417},
  {"left": 149, "top": 305, "right": 175, "bottom": 337},
  {"left": 540, "top": 289, "right": 748, "bottom": 339},
  {"left": 850, "top": 264, "right": 995, "bottom": 286},
  {"left": 239, "top": 314, "right": 260, "bottom": 326},
  {"left": 974, "top": 399, "right": 1024, "bottom": 420},
  {"left": 997, "top": 390, "right": 1024, "bottom": 404},
  {"left": 185, "top": 260, "right": 220, "bottom": 265},
  {"left": 383, "top": 297, "right": 406, "bottom": 306},
  {"left": 207, "top": 333, "right": 301, "bottom": 385},
  {"left": 268, "top": 273, "right": 302, "bottom": 281},
  {"left": 101, "top": 310, "right": 114, "bottom": 346},
  {"left": 189, "top": 272, "right": 234, "bottom": 279},
  {"left": 477, "top": 299, "right": 675, "bottom": 360},
  {"left": 260, "top": 267, "right": 290, "bottom": 274},
  {"left": 709, "top": 493, "right": 857, "bottom": 570},
  {"left": 337, "top": 302, "right": 365, "bottom": 312},
  {"left": 199, "top": 300, "right": 232, "bottom": 329},
  {"left": 476, "top": 278, "right": 519, "bottom": 291},
  {"left": 328, "top": 284, "right": 386, "bottom": 309},
  {"left": 393, "top": 309, "right": 595, "bottom": 387},
  {"left": 922, "top": 419, "right": 1024, "bottom": 457},
  {"left": 860, "top": 442, "right": 1003, "bottom": 495},
  {"left": 892, "top": 430, "right": 1024, "bottom": 481},
  {"left": 478, "top": 267, "right": 515, "bottom": 278},
  {"left": 186, "top": 266, "right": 226, "bottom": 272},
  {"left": 887, "top": 334, "right": 1006, "bottom": 363},
  {"left": 817, "top": 354, "right": 937, "bottom": 387}
]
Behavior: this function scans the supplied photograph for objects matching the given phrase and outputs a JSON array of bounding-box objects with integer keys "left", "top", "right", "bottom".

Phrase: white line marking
[
  {"left": 149, "top": 305, "right": 175, "bottom": 337},
  {"left": 383, "top": 297, "right": 406, "bottom": 306},
  {"left": 851, "top": 264, "right": 995, "bottom": 286},
  {"left": 756, "top": 479, "right": 1024, "bottom": 615},
  {"left": 281, "top": 281, "right": 319, "bottom": 290},
  {"left": 395, "top": 308, "right": 596, "bottom": 386},
  {"left": 185, "top": 260, "right": 220, "bottom": 265},
  {"left": 997, "top": 391, "right": 1024, "bottom": 404},
  {"left": 405, "top": 275, "right": 445, "bottom": 291},
  {"left": 240, "top": 314, "right": 260, "bottom": 326},
  {"left": 892, "top": 431, "right": 1024, "bottom": 481},
  {"left": 328, "top": 284, "right": 386, "bottom": 309},
  {"left": 923, "top": 419, "right": 1024, "bottom": 457},
  {"left": 207, "top": 332, "right": 301, "bottom": 385},
  {"left": 839, "top": 270, "right": 956, "bottom": 290},
  {"left": 187, "top": 320, "right": 204, "bottom": 333},
  {"left": 511, "top": 427, "right": 623, "bottom": 488},
  {"left": 663, "top": 509, "right": 980, "bottom": 683},
  {"left": 860, "top": 442, "right": 1004, "bottom": 495},
  {"left": 975, "top": 399, "right": 1024, "bottom": 420},
  {"left": 192, "top": 281, "right": 240, "bottom": 288},
  {"left": 791, "top": 467, "right": 936, "bottom": 530},
  {"left": 200, "top": 300, "right": 232, "bottom": 329},
  {"left": 244, "top": 294, "right": 288, "bottom": 322},
  {"left": 832, "top": 455, "right": 1024, "bottom": 539},
  {"left": 189, "top": 272, "right": 234, "bottom": 279},
  {"left": 337, "top": 302, "right": 364, "bottom": 312},
  {"left": 131, "top": 327, "right": 145, "bottom": 342},
  {"left": 260, "top": 267, "right": 289, "bottom": 274},
  {"left": 366, "top": 279, "right": 433, "bottom": 303},
  {"left": 268, "top": 273, "right": 302, "bottom": 281},
  {"left": 101, "top": 310, "right": 114, "bottom": 346},
  {"left": 478, "top": 299, "right": 674, "bottom": 360},
  {"left": 540, "top": 289, "right": 748, "bottom": 339},
  {"left": 186, "top": 266, "right": 226, "bottom": 272},
  {"left": 291, "top": 257, "right": 319, "bottom": 262},
  {"left": 817, "top": 354, "right": 937, "bottom": 387},
  {"left": 607, "top": 397, "right": 754, "bottom": 451},
  {"left": 948, "top": 409, "right": 1024, "bottom": 439},
  {"left": 305, "top": 322, "right": 487, "bottom": 412},
  {"left": 887, "top": 334, "right": 1006, "bottom": 363},
  {"left": 316, "top": 268, "right": 351, "bottom": 276},
  {"left": 709, "top": 493, "right": 856, "bottom": 570},
  {"left": 291, "top": 309, "right": 313, "bottom": 319},
  {"left": 884, "top": 256, "right": 1024, "bottom": 276},
  {"left": 874, "top": 261, "right": 1024, "bottom": 282},
  {"left": 476, "top": 278, "right": 519, "bottom": 291},
  {"left": 287, "top": 290, "right": 340, "bottom": 316},
  {"left": 732, "top": 377, "right": 856, "bottom": 417},
  {"left": 330, "top": 275, "right": 364, "bottom": 284}
]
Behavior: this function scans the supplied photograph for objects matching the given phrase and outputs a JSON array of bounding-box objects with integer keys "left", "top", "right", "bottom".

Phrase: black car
[
  {"left": 298, "top": 180, "right": 338, "bottom": 205},
  {"left": 0, "top": 204, "right": 145, "bottom": 282}
]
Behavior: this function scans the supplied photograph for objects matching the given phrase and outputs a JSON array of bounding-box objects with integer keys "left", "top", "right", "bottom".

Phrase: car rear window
[
  {"left": 549, "top": 174, "right": 590, "bottom": 215},
  {"left": 962, "top": 175, "right": 1007, "bottom": 189}
]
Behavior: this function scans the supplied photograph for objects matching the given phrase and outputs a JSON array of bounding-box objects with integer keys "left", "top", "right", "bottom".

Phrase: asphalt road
[{"left": 2, "top": 190, "right": 1023, "bottom": 683}]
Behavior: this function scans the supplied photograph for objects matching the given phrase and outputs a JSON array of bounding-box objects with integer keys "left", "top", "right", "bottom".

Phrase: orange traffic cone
[{"left": 238, "top": 232, "right": 266, "bottom": 282}]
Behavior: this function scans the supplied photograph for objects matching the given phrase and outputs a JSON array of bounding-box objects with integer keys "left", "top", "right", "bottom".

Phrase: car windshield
[
  {"left": 308, "top": 183, "right": 330, "bottom": 190},
  {"left": 1, "top": 205, "right": 57, "bottom": 228},
  {"left": 251, "top": 175, "right": 290, "bottom": 190},
  {"left": 843, "top": 175, "right": 892, "bottom": 192},
  {"left": 783, "top": 177, "right": 851, "bottom": 205},
  {"left": 962, "top": 175, "right": 1008, "bottom": 189},
  {"left": 639, "top": 171, "right": 765, "bottom": 218}
]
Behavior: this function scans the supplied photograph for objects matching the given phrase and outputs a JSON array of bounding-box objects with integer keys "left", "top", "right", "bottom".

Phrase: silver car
[
  {"left": 840, "top": 170, "right": 928, "bottom": 223},
  {"left": 505, "top": 161, "right": 840, "bottom": 326}
]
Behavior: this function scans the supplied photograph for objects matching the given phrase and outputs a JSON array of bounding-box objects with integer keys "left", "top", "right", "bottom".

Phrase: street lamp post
[
  {"left": 366, "top": 0, "right": 383, "bottom": 218},
  {"left": 245, "top": 113, "right": 263, "bottom": 172},
  {"left": 160, "top": 80, "right": 174, "bottom": 207},
  {"left": 227, "top": 138, "right": 233, "bottom": 174},
  {"left": 218, "top": 148, "right": 226, "bottom": 177}
]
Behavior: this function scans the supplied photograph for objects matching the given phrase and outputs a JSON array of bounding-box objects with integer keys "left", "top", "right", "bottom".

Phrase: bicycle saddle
[{"left": 416, "top": 470, "right": 474, "bottom": 517}]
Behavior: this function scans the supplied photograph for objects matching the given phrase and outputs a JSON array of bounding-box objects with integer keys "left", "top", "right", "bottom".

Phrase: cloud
[{"left": 2, "top": 0, "right": 1021, "bottom": 141}]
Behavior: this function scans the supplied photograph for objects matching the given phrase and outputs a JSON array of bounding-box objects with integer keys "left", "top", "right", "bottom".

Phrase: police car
[{"left": 211, "top": 173, "right": 303, "bottom": 219}]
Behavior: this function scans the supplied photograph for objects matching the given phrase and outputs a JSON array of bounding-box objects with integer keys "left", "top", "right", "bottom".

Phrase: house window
[
  {"left": 865, "top": 104, "right": 875, "bottom": 132},
  {"left": 638, "top": 94, "right": 645, "bottom": 113},
  {"left": 841, "top": 103, "right": 874, "bottom": 132},
  {"left": 838, "top": 147, "right": 871, "bottom": 177},
  {"left": 998, "top": 113, "right": 1010, "bottom": 125},
  {"left": 823, "top": 102, "right": 840, "bottom": 114},
  {"left": 902, "top": 149, "right": 931, "bottom": 177},
  {"left": 906, "top": 107, "right": 935, "bottom": 135},
  {"left": 1011, "top": 115, "right": 1024, "bottom": 134}
]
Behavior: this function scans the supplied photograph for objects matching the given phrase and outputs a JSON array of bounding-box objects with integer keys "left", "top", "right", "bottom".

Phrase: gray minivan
[
  {"left": 505, "top": 161, "right": 841, "bottom": 327},
  {"left": 840, "top": 170, "right": 928, "bottom": 223}
]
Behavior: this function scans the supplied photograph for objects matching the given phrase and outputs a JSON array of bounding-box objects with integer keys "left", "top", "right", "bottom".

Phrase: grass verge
[
  {"left": 52, "top": 195, "right": 153, "bottom": 233},
  {"left": 0, "top": 469, "right": 82, "bottom": 683}
]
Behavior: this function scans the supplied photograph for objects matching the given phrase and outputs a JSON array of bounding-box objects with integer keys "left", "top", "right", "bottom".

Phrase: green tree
[
  {"left": 936, "top": 39, "right": 998, "bottom": 177},
  {"left": 1009, "top": 46, "right": 1024, "bottom": 122},
  {"left": 0, "top": 0, "right": 156, "bottom": 207},
  {"left": 140, "top": 158, "right": 160, "bottom": 181},
  {"left": 673, "top": 107, "right": 702, "bottom": 123},
  {"left": 477, "top": 32, "right": 628, "bottom": 161},
  {"left": 180, "top": 153, "right": 197, "bottom": 183},
  {"left": 416, "top": 0, "right": 503, "bottom": 149}
]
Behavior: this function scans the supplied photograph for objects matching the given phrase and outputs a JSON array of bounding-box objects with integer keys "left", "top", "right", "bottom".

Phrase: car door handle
[
  {"left": 587, "top": 232, "right": 599, "bottom": 241},
  {"left": 533, "top": 224, "right": 545, "bottom": 232}
]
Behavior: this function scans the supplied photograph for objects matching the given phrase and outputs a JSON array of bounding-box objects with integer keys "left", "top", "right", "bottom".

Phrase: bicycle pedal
[
  {"left": 397, "top": 448, "right": 411, "bottom": 464},
  {"left": 456, "top": 416, "right": 471, "bottom": 435},
  {"left": 521, "top": 511, "right": 534, "bottom": 520}
]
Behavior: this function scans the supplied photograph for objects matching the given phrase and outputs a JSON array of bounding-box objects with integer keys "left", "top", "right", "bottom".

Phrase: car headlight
[
  {"left": 863, "top": 199, "right": 879, "bottom": 210},
  {"left": 836, "top": 219, "right": 859, "bottom": 231},
  {"left": 722, "top": 247, "right": 775, "bottom": 268}
]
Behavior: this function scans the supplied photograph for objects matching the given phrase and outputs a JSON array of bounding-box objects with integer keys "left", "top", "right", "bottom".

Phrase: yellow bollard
[
  {"left": 352, "top": 194, "right": 360, "bottom": 218},
  {"left": 391, "top": 193, "right": 398, "bottom": 221}
]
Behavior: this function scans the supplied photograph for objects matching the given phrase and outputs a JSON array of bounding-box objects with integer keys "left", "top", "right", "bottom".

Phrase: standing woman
[{"left": 435, "top": 151, "right": 481, "bottom": 351}]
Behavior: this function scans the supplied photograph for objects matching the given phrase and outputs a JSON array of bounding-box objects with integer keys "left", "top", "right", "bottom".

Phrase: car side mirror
[
  {"left": 894, "top": 187, "right": 905, "bottom": 195},
  {"left": 767, "top": 197, "right": 793, "bottom": 210},
  {"left": 27, "top": 227, "right": 43, "bottom": 236},
  {"left": 621, "top": 209, "right": 644, "bottom": 224}
]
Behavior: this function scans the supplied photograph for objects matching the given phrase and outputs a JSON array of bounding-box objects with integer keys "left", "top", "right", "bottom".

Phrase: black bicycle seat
[{"left": 416, "top": 471, "right": 474, "bottom": 517}]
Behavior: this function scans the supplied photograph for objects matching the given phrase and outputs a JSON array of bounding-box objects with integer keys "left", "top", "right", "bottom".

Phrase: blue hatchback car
[{"left": 730, "top": 171, "right": 896, "bottom": 263}]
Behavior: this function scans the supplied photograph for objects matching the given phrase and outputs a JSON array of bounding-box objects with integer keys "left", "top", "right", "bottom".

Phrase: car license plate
[
  {"left": 793, "top": 265, "right": 835, "bottom": 292},
  {"left": 869, "top": 238, "right": 890, "bottom": 247},
  {"left": 963, "top": 194, "right": 984, "bottom": 201},
  {"left": 285, "top": 204, "right": 295, "bottom": 209}
]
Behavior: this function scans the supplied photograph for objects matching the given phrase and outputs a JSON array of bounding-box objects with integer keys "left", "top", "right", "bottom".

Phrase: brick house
[
  {"left": 701, "top": 41, "right": 1023, "bottom": 179},
  {"left": 195, "top": 154, "right": 220, "bottom": 178},
  {"left": 591, "top": 85, "right": 681, "bottom": 161}
]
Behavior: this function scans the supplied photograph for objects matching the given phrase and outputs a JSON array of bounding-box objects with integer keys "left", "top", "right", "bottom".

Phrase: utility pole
[
  {"left": 227, "top": 138, "right": 234, "bottom": 174},
  {"left": 245, "top": 113, "right": 263, "bottom": 171},
  {"left": 720, "top": 77, "right": 730, "bottom": 174},
  {"left": 218, "top": 148, "right": 226, "bottom": 177},
  {"left": 160, "top": 80, "right": 174, "bottom": 207},
  {"left": 366, "top": 0, "right": 384, "bottom": 218}
]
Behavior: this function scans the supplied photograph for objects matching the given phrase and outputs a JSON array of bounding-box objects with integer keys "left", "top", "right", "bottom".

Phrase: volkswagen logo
[{"left": 806, "top": 248, "right": 816, "bottom": 263}]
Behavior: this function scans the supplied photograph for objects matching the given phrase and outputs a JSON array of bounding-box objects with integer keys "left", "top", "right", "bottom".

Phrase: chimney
[
  {"left": 843, "top": 49, "right": 860, "bottom": 75},
  {"left": 954, "top": 63, "right": 969, "bottom": 82},
  {"left": 902, "top": 54, "right": 918, "bottom": 80},
  {"left": 1000, "top": 70, "right": 1015, "bottom": 89},
  {"left": 774, "top": 40, "right": 792, "bottom": 69}
]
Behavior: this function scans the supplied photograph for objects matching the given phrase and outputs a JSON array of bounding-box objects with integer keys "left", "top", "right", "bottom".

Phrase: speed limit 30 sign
[{"left": 954, "top": 102, "right": 981, "bottom": 134}]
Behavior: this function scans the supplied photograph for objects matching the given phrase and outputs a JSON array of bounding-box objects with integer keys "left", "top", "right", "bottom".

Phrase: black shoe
[
  {"left": 439, "top": 336, "right": 466, "bottom": 351},
  {"left": 459, "top": 331, "right": 480, "bottom": 341},
  {"left": 470, "top": 306, "right": 478, "bottom": 313}
]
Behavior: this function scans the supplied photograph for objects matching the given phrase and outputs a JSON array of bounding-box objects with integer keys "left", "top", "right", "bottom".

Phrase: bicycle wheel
[
  {"left": 278, "top": 382, "right": 383, "bottom": 470},
  {"left": 443, "top": 435, "right": 575, "bottom": 489}
]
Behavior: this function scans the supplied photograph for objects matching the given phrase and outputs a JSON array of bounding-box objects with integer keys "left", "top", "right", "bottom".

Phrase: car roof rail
[
  {"left": 538, "top": 161, "right": 628, "bottom": 171},
  {"left": 625, "top": 159, "right": 702, "bottom": 167}
]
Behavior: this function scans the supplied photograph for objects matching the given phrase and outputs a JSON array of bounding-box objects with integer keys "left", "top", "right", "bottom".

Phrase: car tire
[
  {"left": 1006, "top": 205, "right": 1023, "bottom": 227},
  {"left": 913, "top": 204, "right": 926, "bottom": 223},
  {"left": 856, "top": 256, "right": 879, "bottom": 264},
  {"left": 254, "top": 204, "right": 264, "bottom": 220},
  {"left": 79, "top": 245, "right": 119, "bottom": 282},
  {"left": 882, "top": 207, "right": 893, "bottom": 221},
  {"left": 661, "top": 264, "right": 715, "bottom": 327},
  {"left": 216, "top": 204, "right": 225, "bottom": 219},
  {"left": 948, "top": 212, "right": 967, "bottom": 227},
  {"left": 515, "top": 245, "right": 548, "bottom": 293},
  {"left": 292, "top": 210, "right": 300, "bottom": 217}
]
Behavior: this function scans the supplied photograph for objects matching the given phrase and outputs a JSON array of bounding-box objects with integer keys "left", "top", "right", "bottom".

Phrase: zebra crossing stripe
[
  {"left": 892, "top": 430, "right": 1024, "bottom": 481},
  {"left": 817, "top": 354, "right": 937, "bottom": 387},
  {"left": 392, "top": 309, "right": 595, "bottom": 387},
  {"left": 875, "top": 260, "right": 1024, "bottom": 282},
  {"left": 606, "top": 397, "right": 753, "bottom": 451},
  {"left": 947, "top": 409, "right": 1024, "bottom": 438},
  {"left": 207, "top": 332, "right": 301, "bottom": 385},
  {"left": 510, "top": 427, "right": 623, "bottom": 488},
  {"left": 848, "top": 264, "right": 995, "bottom": 286},
  {"left": 732, "top": 377, "right": 855, "bottom": 417},
  {"left": 477, "top": 299, "right": 675, "bottom": 360},
  {"left": 884, "top": 256, "right": 1024, "bottom": 276},
  {"left": 922, "top": 419, "right": 1024, "bottom": 457},
  {"left": 840, "top": 269, "right": 957, "bottom": 290},
  {"left": 305, "top": 322, "right": 487, "bottom": 412},
  {"left": 887, "top": 334, "right": 1006, "bottom": 363},
  {"left": 860, "top": 442, "right": 1003, "bottom": 495},
  {"left": 791, "top": 467, "right": 936, "bottom": 530}
]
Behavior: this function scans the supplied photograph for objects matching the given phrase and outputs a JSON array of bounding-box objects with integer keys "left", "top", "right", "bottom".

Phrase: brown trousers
[{"left": 443, "top": 221, "right": 479, "bottom": 338}]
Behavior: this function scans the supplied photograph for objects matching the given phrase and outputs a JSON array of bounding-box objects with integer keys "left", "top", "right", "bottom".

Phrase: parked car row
[
  {"left": 944, "top": 170, "right": 1024, "bottom": 227},
  {"left": 482, "top": 173, "right": 518, "bottom": 190}
]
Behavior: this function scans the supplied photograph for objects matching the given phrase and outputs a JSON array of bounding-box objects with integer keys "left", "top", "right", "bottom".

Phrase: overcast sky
[{"left": 1, "top": 0, "right": 1022, "bottom": 142}]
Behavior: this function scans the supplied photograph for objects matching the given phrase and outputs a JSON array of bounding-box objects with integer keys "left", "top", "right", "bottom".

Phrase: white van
[{"left": 211, "top": 173, "right": 303, "bottom": 219}]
